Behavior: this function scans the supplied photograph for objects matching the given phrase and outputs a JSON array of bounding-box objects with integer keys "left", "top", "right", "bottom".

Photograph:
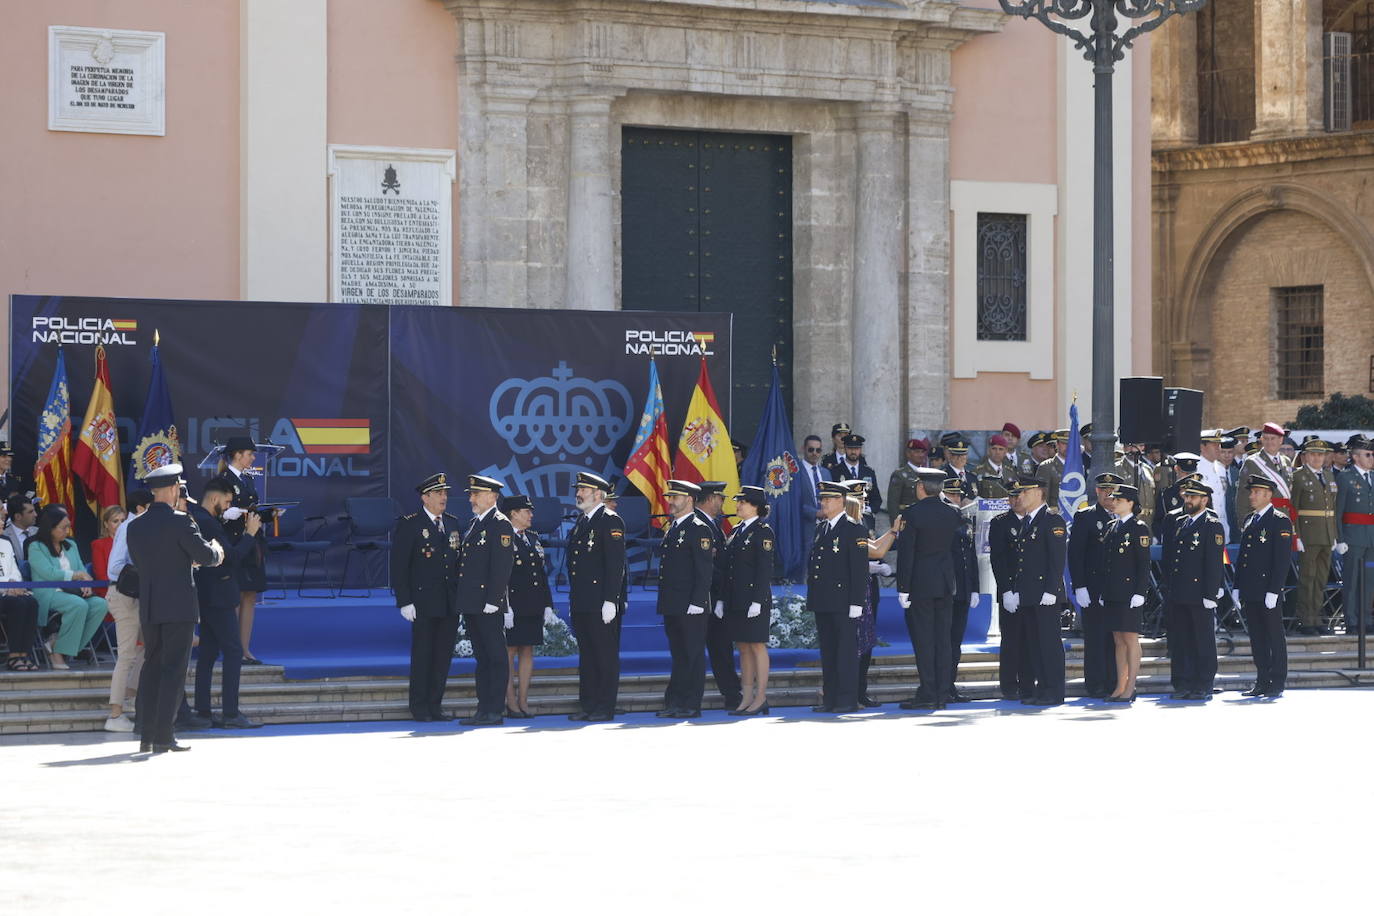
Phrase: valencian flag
[
  {"left": 72, "top": 345, "right": 125, "bottom": 514},
  {"left": 623, "top": 358, "right": 673, "bottom": 522},
  {"left": 129, "top": 332, "right": 181, "bottom": 481},
  {"left": 672, "top": 357, "right": 740, "bottom": 518},
  {"left": 35, "top": 348, "right": 76, "bottom": 519},
  {"left": 740, "top": 361, "right": 805, "bottom": 580}
]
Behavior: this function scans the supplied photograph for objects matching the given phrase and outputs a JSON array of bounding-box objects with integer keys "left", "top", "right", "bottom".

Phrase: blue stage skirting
[{"left": 245, "top": 586, "right": 996, "bottom": 680}]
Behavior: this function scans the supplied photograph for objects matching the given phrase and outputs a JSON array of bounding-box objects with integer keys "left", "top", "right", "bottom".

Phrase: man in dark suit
[
  {"left": 455, "top": 475, "right": 516, "bottom": 726},
  {"left": 567, "top": 471, "right": 627, "bottom": 721},
  {"left": 655, "top": 480, "right": 715, "bottom": 718},
  {"left": 1233, "top": 475, "right": 1294, "bottom": 698},
  {"left": 126, "top": 464, "right": 223, "bottom": 753},
  {"left": 895, "top": 468, "right": 960, "bottom": 709},
  {"left": 1069, "top": 472, "right": 1123, "bottom": 698},
  {"left": 1162, "top": 479, "right": 1225, "bottom": 700},
  {"left": 831, "top": 433, "right": 883, "bottom": 514},
  {"left": 699, "top": 481, "right": 743, "bottom": 710},
  {"left": 808, "top": 481, "right": 869, "bottom": 713},
  {"left": 799, "top": 435, "right": 832, "bottom": 522},
  {"left": 391, "top": 473, "right": 461, "bottom": 722},
  {"left": 0, "top": 442, "right": 26, "bottom": 502},
  {"left": 187, "top": 478, "right": 263, "bottom": 729},
  {"left": 1003, "top": 475, "right": 1068, "bottom": 706}
]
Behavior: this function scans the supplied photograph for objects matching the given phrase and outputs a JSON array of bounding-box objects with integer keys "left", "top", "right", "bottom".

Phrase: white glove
[
  {"left": 1074, "top": 587, "right": 1090, "bottom": 607},
  {"left": 1295, "top": 537, "right": 1305, "bottom": 553},
  {"left": 503, "top": 610, "right": 514, "bottom": 629},
  {"left": 687, "top": 604, "right": 705, "bottom": 615},
  {"left": 399, "top": 604, "right": 417, "bottom": 622},
  {"left": 600, "top": 601, "right": 616, "bottom": 624},
  {"left": 222, "top": 506, "right": 245, "bottom": 521},
  {"left": 543, "top": 607, "right": 558, "bottom": 626},
  {"left": 747, "top": 602, "right": 761, "bottom": 618},
  {"left": 1129, "top": 594, "right": 1144, "bottom": 609},
  {"left": 848, "top": 605, "right": 862, "bottom": 619},
  {"left": 1039, "top": 592, "right": 1056, "bottom": 607},
  {"left": 482, "top": 603, "right": 500, "bottom": 615},
  {"left": 868, "top": 561, "right": 883, "bottom": 575},
  {"left": 1203, "top": 598, "right": 1217, "bottom": 609},
  {"left": 876, "top": 562, "right": 892, "bottom": 576},
  {"left": 897, "top": 592, "right": 911, "bottom": 609},
  {"left": 969, "top": 593, "right": 979, "bottom": 609},
  {"left": 1336, "top": 542, "right": 1349, "bottom": 555},
  {"left": 1002, "top": 592, "right": 1019, "bottom": 613},
  {"left": 1231, "top": 589, "right": 1241, "bottom": 606},
  {"left": 713, "top": 601, "right": 724, "bottom": 619},
  {"left": 1265, "top": 592, "right": 1278, "bottom": 610}
]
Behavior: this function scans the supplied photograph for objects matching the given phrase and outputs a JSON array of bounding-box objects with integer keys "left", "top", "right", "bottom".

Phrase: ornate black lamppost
[{"left": 996, "top": 0, "right": 1205, "bottom": 461}]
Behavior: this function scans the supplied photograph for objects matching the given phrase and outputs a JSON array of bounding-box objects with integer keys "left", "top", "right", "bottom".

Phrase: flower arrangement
[
  {"left": 769, "top": 589, "right": 818, "bottom": 649},
  {"left": 537, "top": 614, "right": 579, "bottom": 657}
]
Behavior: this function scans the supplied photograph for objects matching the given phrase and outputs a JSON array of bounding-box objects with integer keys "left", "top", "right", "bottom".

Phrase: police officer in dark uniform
[
  {"left": 1154, "top": 452, "right": 1202, "bottom": 543},
  {"left": 126, "top": 464, "right": 224, "bottom": 753},
  {"left": 0, "top": 442, "right": 27, "bottom": 502},
  {"left": 503, "top": 493, "right": 554, "bottom": 718},
  {"left": 1002, "top": 475, "right": 1067, "bottom": 706},
  {"left": 894, "top": 468, "right": 960, "bottom": 709},
  {"left": 722, "top": 485, "right": 775, "bottom": 715},
  {"left": 1162, "top": 479, "right": 1225, "bottom": 700},
  {"left": 808, "top": 481, "right": 869, "bottom": 713},
  {"left": 655, "top": 480, "right": 715, "bottom": 718},
  {"left": 943, "top": 477, "right": 980, "bottom": 702},
  {"left": 391, "top": 473, "right": 461, "bottom": 722},
  {"left": 568, "top": 471, "right": 626, "bottom": 721},
  {"left": 455, "top": 475, "right": 516, "bottom": 726},
  {"left": 1069, "top": 472, "right": 1123, "bottom": 698},
  {"left": 699, "top": 481, "right": 744, "bottom": 710},
  {"left": 831, "top": 434, "right": 883, "bottom": 515},
  {"left": 821, "top": 423, "right": 851, "bottom": 477},
  {"left": 212, "top": 434, "right": 268, "bottom": 665},
  {"left": 1099, "top": 484, "right": 1152, "bottom": 703},
  {"left": 941, "top": 433, "right": 977, "bottom": 501},
  {"left": 1233, "top": 475, "right": 1294, "bottom": 697},
  {"left": 989, "top": 487, "right": 1028, "bottom": 700}
]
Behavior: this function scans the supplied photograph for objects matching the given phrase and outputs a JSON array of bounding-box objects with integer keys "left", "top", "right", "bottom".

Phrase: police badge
[
  {"left": 500, "top": 534, "right": 512, "bottom": 548},
  {"left": 700, "top": 538, "right": 712, "bottom": 552}
]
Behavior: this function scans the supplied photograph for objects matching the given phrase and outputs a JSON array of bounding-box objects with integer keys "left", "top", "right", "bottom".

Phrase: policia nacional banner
[{"left": 9, "top": 295, "right": 731, "bottom": 538}]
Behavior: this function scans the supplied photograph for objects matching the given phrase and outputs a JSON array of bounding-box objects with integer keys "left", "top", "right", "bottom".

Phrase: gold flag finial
[{"left": 154, "top": 329, "right": 160, "bottom": 346}]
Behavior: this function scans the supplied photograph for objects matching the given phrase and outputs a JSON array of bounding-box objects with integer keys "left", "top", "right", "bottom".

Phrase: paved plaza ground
[{"left": 5, "top": 690, "right": 1370, "bottom": 914}]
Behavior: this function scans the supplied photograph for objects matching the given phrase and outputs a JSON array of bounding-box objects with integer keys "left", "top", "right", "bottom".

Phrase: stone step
[{"left": 0, "top": 665, "right": 289, "bottom": 693}]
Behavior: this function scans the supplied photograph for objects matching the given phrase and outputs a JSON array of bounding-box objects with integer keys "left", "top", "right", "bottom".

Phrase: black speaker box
[
  {"left": 1118, "top": 377, "right": 1164, "bottom": 444},
  {"left": 1164, "top": 387, "right": 1204, "bottom": 455}
]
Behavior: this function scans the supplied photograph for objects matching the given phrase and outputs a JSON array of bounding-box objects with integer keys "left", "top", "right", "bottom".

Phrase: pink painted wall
[
  {"left": 327, "top": 0, "right": 460, "bottom": 304},
  {"left": 951, "top": 375, "right": 1060, "bottom": 430}
]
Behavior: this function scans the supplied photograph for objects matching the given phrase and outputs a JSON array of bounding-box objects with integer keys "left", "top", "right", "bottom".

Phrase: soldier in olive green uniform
[
  {"left": 1116, "top": 445, "right": 1156, "bottom": 531},
  {"left": 886, "top": 438, "right": 929, "bottom": 515},
  {"left": 1035, "top": 429, "right": 1068, "bottom": 510},
  {"left": 972, "top": 433, "right": 1018, "bottom": 495},
  {"left": 1291, "top": 438, "right": 1337, "bottom": 634}
]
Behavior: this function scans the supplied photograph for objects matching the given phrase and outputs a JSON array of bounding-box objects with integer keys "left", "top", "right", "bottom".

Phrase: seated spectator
[
  {"left": 4, "top": 495, "right": 36, "bottom": 560},
  {"left": 90, "top": 505, "right": 126, "bottom": 599},
  {"left": 0, "top": 499, "right": 39, "bottom": 671},
  {"left": 27, "top": 504, "right": 108, "bottom": 670}
]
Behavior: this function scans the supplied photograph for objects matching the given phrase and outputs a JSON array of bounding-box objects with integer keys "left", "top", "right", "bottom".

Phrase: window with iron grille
[
  {"left": 1275, "top": 286, "right": 1324, "bottom": 400},
  {"left": 976, "top": 212, "right": 1027, "bottom": 341},
  {"left": 1196, "top": 0, "right": 1256, "bottom": 143}
]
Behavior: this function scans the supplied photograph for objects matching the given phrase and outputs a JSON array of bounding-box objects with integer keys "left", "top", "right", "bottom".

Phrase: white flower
[
  {"left": 767, "top": 635, "right": 780, "bottom": 648},
  {"left": 456, "top": 639, "right": 473, "bottom": 658}
]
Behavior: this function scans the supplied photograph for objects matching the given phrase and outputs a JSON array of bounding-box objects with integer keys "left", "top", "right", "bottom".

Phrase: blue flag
[
  {"left": 1060, "top": 403, "right": 1088, "bottom": 522},
  {"left": 129, "top": 340, "right": 181, "bottom": 481},
  {"left": 740, "top": 364, "right": 805, "bottom": 580}
]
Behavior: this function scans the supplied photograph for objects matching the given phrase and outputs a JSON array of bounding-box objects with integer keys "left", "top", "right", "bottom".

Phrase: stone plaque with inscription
[
  {"left": 49, "top": 26, "right": 165, "bottom": 135},
  {"left": 329, "top": 146, "right": 456, "bottom": 306}
]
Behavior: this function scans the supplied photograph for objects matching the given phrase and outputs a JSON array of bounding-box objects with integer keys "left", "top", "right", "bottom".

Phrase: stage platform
[{"left": 248, "top": 585, "right": 996, "bottom": 680}]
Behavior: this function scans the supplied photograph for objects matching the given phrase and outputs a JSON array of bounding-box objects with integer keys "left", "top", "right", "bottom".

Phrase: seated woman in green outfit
[{"left": 27, "top": 504, "right": 108, "bottom": 670}]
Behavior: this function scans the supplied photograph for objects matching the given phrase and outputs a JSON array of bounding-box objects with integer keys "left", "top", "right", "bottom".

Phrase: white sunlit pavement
[{"left": 5, "top": 689, "right": 1371, "bottom": 914}]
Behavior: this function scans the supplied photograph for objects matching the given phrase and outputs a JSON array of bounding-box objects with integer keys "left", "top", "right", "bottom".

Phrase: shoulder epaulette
[{"left": 402, "top": 512, "right": 417, "bottom": 520}]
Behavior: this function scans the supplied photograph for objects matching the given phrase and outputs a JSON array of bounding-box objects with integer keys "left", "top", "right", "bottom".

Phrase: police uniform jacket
[
  {"left": 567, "top": 504, "right": 627, "bottom": 614},
  {"left": 188, "top": 502, "right": 257, "bottom": 610},
  {"left": 456, "top": 507, "right": 516, "bottom": 614},
  {"left": 695, "top": 508, "right": 728, "bottom": 604},
  {"left": 1098, "top": 515, "right": 1152, "bottom": 603},
  {"left": 1162, "top": 510, "right": 1225, "bottom": 604},
  {"left": 0, "top": 472, "right": 26, "bottom": 501},
  {"left": 807, "top": 514, "right": 869, "bottom": 613},
  {"left": 1067, "top": 503, "right": 1114, "bottom": 600},
  {"left": 1154, "top": 476, "right": 1195, "bottom": 542},
  {"left": 507, "top": 528, "right": 553, "bottom": 617},
  {"left": 886, "top": 465, "right": 922, "bottom": 516},
  {"left": 831, "top": 458, "right": 884, "bottom": 513},
  {"left": 722, "top": 519, "right": 774, "bottom": 616},
  {"left": 126, "top": 502, "right": 222, "bottom": 625},
  {"left": 1009, "top": 506, "right": 1068, "bottom": 602},
  {"left": 656, "top": 513, "right": 714, "bottom": 615},
  {"left": 1235, "top": 507, "right": 1294, "bottom": 601},
  {"left": 894, "top": 496, "right": 959, "bottom": 599},
  {"left": 1334, "top": 466, "right": 1374, "bottom": 547},
  {"left": 951, "top": 510, "right": 979, "bottom": 601},
  {"left": 988, "top": 511, "right": 1020, "bottom": 598},
  {"left": 943, "top": 464, "right": 977, "bottom": 501},
  {"left": 1115, "top": 458, "right": 1157, "bottom": 527},
  {"left": 1291, "top": 464, "right": 1337, "bottom": 546},
  {"left": 390, "top": 510, "right": 460, "bottom": 618}
]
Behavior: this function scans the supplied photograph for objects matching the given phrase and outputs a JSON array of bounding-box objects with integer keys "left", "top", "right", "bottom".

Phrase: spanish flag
[
  {"left": 291, "top": 418, "right": 371, "bottom": 455},
  {"left": 672, "top": 357, "right": 740, "bottom": 518},
  {"left": 72, "top": 345, "right": 125, "bottom": 515}
]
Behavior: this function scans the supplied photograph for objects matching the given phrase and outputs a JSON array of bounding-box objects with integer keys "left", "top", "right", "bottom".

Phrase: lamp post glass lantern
[{"left": 995, "top": 0, "right": 1207, "bottom": 463}]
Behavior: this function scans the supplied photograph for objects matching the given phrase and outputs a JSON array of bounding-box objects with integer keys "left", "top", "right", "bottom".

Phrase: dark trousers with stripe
[
  {"left": 1081, "top": 599, "right": 1118, "bottom": 696},
  {"left": 1242, "top": 600, "right": 1287, "bottom": 691},
  {"left": 573, "top": 612, "right": 621, "bottom": 716},
  {"left": 409, "top": 615, "right": 459, "bottom": 717},
  {"left": 662, "top": 614, "right": 707, "bottom": 711},
  {"left": 814, "top": 612, "right": 858, "bottom": 710},
  {"left": 1168, "top": 600, "right": 1217, "bottom": 693},
  {"left": 998, "top": 608, "right": 1032, "bottom": 699},
  {"left": 1024, "top": 604, "right": 1065, "bottom": 703},
  {"left": 705, "top": 612, "right": 742, "bottom": 705},
  {"left": 139, "top": 620, "right": 195, "bottom": 745},
  {"left": 464, "top": 612, "right": 509, "bottom": 717}
]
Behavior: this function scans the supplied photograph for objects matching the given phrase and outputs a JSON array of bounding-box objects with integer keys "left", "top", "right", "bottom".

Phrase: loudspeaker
[
  {"left": 1164, "top": 387, "right": 1204, "bottom": 455},
  {"left": 1118, "top": 377, "right": 1164, "bottom": 444}
]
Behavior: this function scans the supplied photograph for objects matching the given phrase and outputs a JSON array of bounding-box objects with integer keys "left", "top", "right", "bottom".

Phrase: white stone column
[
  {"left": 851, "top": 105, "right": 904, "bottom": 486},
  {"left": 1251, "top": 0, "right": 1323, "bottom": 140},
  {"left": 905, "top": 107, "right": 952, "bottom": 432},
  {"left": 566, "top": 91, "right": 620, "bottom": 310},
  {"left": 1150, "top": 15, "right": 1198, "bottom": 148}
]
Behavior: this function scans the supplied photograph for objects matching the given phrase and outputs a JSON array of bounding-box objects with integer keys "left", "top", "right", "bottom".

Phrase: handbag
[{"left": 115, "top": 564, "right": 140, "bottom": 599}]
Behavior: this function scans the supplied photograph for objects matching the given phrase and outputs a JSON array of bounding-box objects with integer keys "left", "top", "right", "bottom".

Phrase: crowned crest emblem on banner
[
  {"left": 763, "top": 450, "right": 799, "bottom": 497},
  {"left": 132, "top": 426, "right": 181, "bottom": 479}
]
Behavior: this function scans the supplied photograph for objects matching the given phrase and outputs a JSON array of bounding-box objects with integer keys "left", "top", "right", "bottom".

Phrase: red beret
[
  {"left": 1261, "top": 422, "right": 1287, "bottom": 437},
  {"left": 1002, "top": 423, "right": 1021, "bottom": 438},
  {"left": 990, "top": 434, "right": 1009, "bottom": 448},
  {"left": 906, "top": 438, "right": 929, "bottom": 451}
]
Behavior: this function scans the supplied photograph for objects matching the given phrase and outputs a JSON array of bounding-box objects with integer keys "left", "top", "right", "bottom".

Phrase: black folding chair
[
  {"left": 615, "top": 495, "right": 663, "bottom": 589},
  {"left": 337, "top": 497, "right": 398, "bottom": 598},
  {"left": 265, "top": 510, "right": 333, "bottom": 598}
]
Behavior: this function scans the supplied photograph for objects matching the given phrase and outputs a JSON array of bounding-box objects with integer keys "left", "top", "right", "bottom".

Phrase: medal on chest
[
  {"left": 1259, "top": 529, "right": 1267, "bottom": 544},
  {"left": 477, "top": 530, "right": 487, "bottom": 547},
  {"left": 449, "top": 532, "right": 460, "bottom": 551}
]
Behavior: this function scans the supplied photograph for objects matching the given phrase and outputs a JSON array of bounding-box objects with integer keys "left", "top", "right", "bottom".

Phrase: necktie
[
  {"left": 811, "top": 465, "right": 820, "bottom": 493},
  {"left": 465, "top": 517, "right": 478, "bottom": 538},
  {"left": 433, "top": 515, "right": 443, "bottom": 535}
]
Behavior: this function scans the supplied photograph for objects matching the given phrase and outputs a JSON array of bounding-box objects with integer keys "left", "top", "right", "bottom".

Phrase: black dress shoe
[
  {"left": 810, "top": 705, "right": 834, "bottom": 713},
  {"left": 568, "top": 712, "right": 590, "bottom": 721},
  {"left": 1262, "top": 689, "right": 1284, "bottom": 698},
  {"left": 831, "top": 705, "right": 860, "bottom": 713},
  {"left": 151, "top": 741, "right": 191, "bottom": 753},
  {"left": 947, "top": 690, "right": 969, "bottom": 703},
  {"left": 459, "top": 714, "right": 503, "bottom": 726},
  {"left": 654, "top": 708, "right": 680, "bottom": 718},
  {"left": 1025, "top": 698, "right": 1063, "bottom": 707},
  {"left": 732, "top": 704, "right": 769, "bottom": 716},
  {"left": 1169, "top": 692, "right": 1191, "bottom": 700},
  {"left": 668, "top": 709, "right": 701, "bottom": 719},
  {"left": 1242, "top": 685, "right": 1267, "bottom": 697},
  {"left": 412, "top": 713, "right": 434, "bottom": 723},
  {"left": 587, "top": 712, "right": 614, "bottom": 722},
  {"left": 614, "top": 707, "right": 629, "bottom": 716},
  {"left": 218, "top": 713, "right": 261, "bottom": 729},
  {"left": 242, "top": 656, "right": 265, "bottom": 666},
  {"left": 138, "top": 740, "right": 152, "bottom": 753},
  {"left": 860, "top": 695, "right": 883, "bottom": 708},
  {"left": 899, "top": 699, "right": 937, "bottom": 710},
  {"left": 430, "top": 711, "right": 454, "bottom": 722},
  {"left": 183, "top": 713, "right": 213, "bottom": 730}
]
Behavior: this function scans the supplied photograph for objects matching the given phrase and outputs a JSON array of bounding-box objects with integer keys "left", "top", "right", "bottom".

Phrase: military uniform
[
  {"left": 1115, "top": 455, "right": 1157, "bottom": 529},
  {"left": 567, "top": 473, "right": 627, "bottom": 720},
  {"left": 971, "top": 456, "right": 1017, "bottom": 496},
  {"left": 1068, "top": 497, "right": 1118, "bottom": 697},
  {"left": 1035, "top": 453, "right": 1065, "bottom": 511},
  {"left": 1098, "top": 507, "right": 1152, "bottom": 637},
  {"left": 1162, "top": 488, "right": 1225, "bottom": 698},
  {"left": 391, "top": 474, "right": 462, "bottom": 722},
  {"left": 456, "top": 476, "right": 516, "bottom": 724},
  {"left": 808, "top": 482, "right": 869, "bottom": 711},
  {"left": 1005, "top": 487, "right": 1068, "bottom": 705},
  {"left": 1335, "top": 454, "right": 1374, "bottom": 632},
  {"left": 988, "top": 508, "right": 1028, "bottom": 699},
  {"left": 1291, "top": 441, "right": 1337, "bottom": 633},
  {"left": 1235, "top": 484, "right": 1294, "bottom": 696},
  {"left": 894, "top": 473, "right": 960, "bottom": 708},
  {"left": 1238, "top": 448, "right": 1293, "bottom": 518},
  {"left": 212, "top": 435, "right": 268, "bottom": 594},
  {"left": 656, "top": 483, "right": 715, "bottom": 716},
  {"left": 698, "top": 485, "right": 743, "bottom": 710},
  {"left": 886, "top": 463, "right": 923, "bottom": 517}
]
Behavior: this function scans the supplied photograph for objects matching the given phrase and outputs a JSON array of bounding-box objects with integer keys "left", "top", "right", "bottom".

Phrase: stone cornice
[{"left": 1153, "top": 131, "right": 1374, "bottom": 174}]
